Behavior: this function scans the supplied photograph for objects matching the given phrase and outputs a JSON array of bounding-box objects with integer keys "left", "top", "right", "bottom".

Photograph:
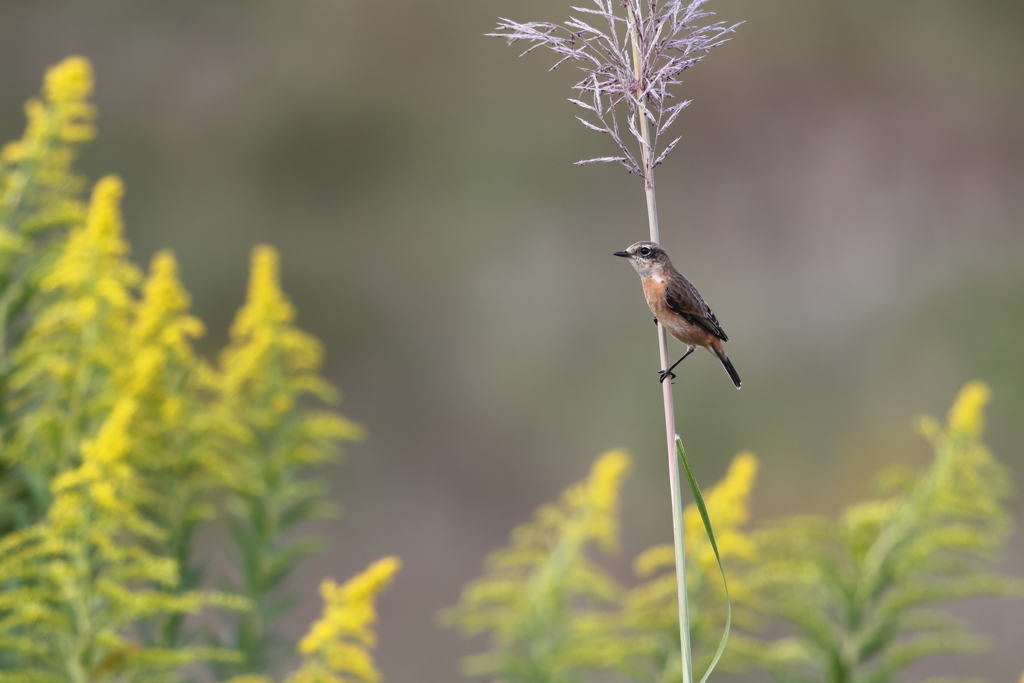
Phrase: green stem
[{"left": 625, "top": 3, "right": 691, "bottom": 683}]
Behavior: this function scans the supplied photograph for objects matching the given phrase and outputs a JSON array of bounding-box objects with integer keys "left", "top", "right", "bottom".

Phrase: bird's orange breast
[{"left": 640, "top": 276, "right": 717, "bottom": 348}]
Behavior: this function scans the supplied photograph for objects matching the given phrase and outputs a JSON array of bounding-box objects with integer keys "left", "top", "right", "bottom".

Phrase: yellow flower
[
  {"left": 583, "top": 449, "right": 630, "bottom": 553},
  {"left": 133, "top": 251, "right": 203, "bottom": 344},
  {"left": 84, "top": 399, "right": 136, "bottom": 467},
  {"left": 44, "top": 56, "right": 93, "bottom": 104},
  {"left": 947, "top": 380, "right": 990, "bottom": 438},
  {"left": 232, "top": 246, "right": 296, "bottom": 338},
  {"left": 292, "top": 557, "right": 401, "bottom": 683},
  {"left": 221, "top": 245, "right": 325, "bottom": 401},
  {"left": 0, "top": 56, "right": 95, "bottom": 175},
  {"left": 683, "top": 452, "right": 758, "bottom": 574},
  {"left": 46, "top": 56, "right": 96, "bottom": 144},
  {"left": 42, "top": 175, "right": 138, "bottom": 297}
]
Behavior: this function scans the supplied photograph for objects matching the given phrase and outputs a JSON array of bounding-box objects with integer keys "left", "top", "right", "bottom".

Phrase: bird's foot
[{"left": 658, "top": 369, "right": 676, "bottom": 384}]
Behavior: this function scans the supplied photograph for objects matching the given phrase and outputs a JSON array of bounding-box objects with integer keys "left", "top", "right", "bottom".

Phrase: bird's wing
[{"left": 664, "top": 276, "right": 729, "bottom": 342}]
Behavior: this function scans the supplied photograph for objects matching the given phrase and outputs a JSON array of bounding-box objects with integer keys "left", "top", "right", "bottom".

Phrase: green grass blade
[{"left": 676, "top": 437, "right": 731, "bottom": 683}]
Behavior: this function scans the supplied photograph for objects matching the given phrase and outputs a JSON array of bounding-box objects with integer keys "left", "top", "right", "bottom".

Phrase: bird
[{"left": 614, "top": 241, "right": 741, "bottom": 389}]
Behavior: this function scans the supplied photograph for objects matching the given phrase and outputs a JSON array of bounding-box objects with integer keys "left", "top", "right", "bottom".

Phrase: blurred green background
[{"left": 1, "top": 0, "right": 1022, "bottom": 680}]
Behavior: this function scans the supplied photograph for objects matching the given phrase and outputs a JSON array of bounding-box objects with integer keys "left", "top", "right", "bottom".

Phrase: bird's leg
[{"left": 658, "top": 347, "right": 695, "bottom": 383}]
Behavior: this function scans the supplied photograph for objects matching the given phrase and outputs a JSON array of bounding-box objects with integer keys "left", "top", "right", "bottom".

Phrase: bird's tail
[{"left": 714, "top": 348, "right": 742, "bottom": 389}]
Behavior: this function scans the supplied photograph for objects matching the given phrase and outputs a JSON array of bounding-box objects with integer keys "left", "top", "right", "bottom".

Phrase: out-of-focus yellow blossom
[
  {"left": 622, "top": 453, "right": 760, "bottom": 679},
  {"left": 631, "top": 452, "right": 758, "bottom": 585},
  {"left": 214, "top": 245, "right": 365, "bottom": 482},
  {"left": 0, "top": 388, "right": 242, "bottom": 677},
  {"left": 915, "top": 380, "right": 991, "bottom": 445},
  {"left": 41, "top": 175, "right": 137, "bottom": 297},
  {"left": 0, "top": 57, "right": 310, "bottom": 680},
  {"left": 288, "top": 557, "right": 401, "bottom": 683},
  {"left": 222, "top": 246, "right": 322, "bottom": 402},
  {"left": 8, "top": 175, "right": 140, "bottom": 477},
  {"left": 582, "top": 447, "right": 630, "bottom": 552},
  {"left": 214, "top": 246, "right": 365, "bottom": 485},
  {"left": 134, "top": 250, "right": 198, "bottom": 334},
  {"left": 43, "top": 56, "right": 94, "bottom": 106},
  {"left": 231, "top": 246, "right": 298, "bottom": 340},
  {"left": 122, "top": 250, "right": 204, "bottom": 408},
  {"left": 683, "top": 452, "right": 758, "bottom": 575},
  {"left": 946, "top": 379, "right": 990, "bottom": 438},
  {"left": 47, "top": 398, "right": 163, "bottom": 544},
  {"left": 0, "top": 56, "right": 95, "bottom": 238},
  {"left": 506, "top": 448, "right": 629, "bottom": 561},
  {"left": 130, "top": 250, "right": 204, "bottom": 360}
]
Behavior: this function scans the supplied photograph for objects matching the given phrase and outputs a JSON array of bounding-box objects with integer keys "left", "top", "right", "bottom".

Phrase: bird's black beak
[{"left": 613, "top": 251, "right": 630, "bottom": 258}]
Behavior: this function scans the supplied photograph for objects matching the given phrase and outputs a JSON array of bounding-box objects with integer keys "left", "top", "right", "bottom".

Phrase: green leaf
[{"left": 676, "top": 437, "right": 731, "bottom": 683}]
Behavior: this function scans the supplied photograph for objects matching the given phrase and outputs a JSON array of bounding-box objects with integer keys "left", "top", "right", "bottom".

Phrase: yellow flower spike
[
  {"left": 90, "top": 481, "right": 123, "bottom": 513},
  {"left": 947, "top": 380, "right": 990, "bottom": 438},
  {"left": 292, "top": 557, "right": 401, "bottom": 683},
  {"left": 42, "top": 175, "right": 138, "bottom": 296},
  {"left": 124, "top": 347, "right": 165, "bottom": 397},
  {"left": 84, "top": 176, "right": 126, "bottom": 250},
  {"left": 683, "top": 452, "right": 758, "bottom": 575},
  {"left": 44, "top": 57, "right": 97, "bottom": 145},
  {"left": 1, "top": 56, "right": 95, "bottom": 176},
  {"left": 220, "top": 245, "right": 327, "bottom": 404},
  {"left": 585, "top": 449, "right": 630, "bottom": 553},
  {"left": 131, "top": 250, "right": 204, "bottom": 377},
  {"left": 84, "top": 399, "right": 137, "bottom": 467},
  {"left": 44, "top": 56, "right": 94, "bottom": 104},
  {"left": 233, "top": 246, "right": 296, "bottom": 338},
  {"left": 0, "top": 59, "right": 260, "bottom": 680}
]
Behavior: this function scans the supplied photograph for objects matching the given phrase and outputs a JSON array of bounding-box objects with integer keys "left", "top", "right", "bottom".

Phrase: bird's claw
[{"left": 658, "top": 369, "right": 676, "bottom": 384}]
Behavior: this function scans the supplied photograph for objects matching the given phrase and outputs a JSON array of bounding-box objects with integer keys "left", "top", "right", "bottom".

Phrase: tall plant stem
[{"left": 626, "top": 3, "right": 692, "bottom": 683}]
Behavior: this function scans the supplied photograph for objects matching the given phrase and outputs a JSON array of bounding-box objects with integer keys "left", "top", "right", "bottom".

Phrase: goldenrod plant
[
  {"left": 214, "top": 246, "right": 365, "bottom": 678},
  {"left": 622, "top": 453, "right": 759, "bottom": 681},
  {"left": 444, "top": 450, "right": 749, "bottom": 683},
  {"left": 732, "top": 381, "right": 1024, "bottom": 683},
  {"left": 0, "top": 56, "right": 96, "bottom": 532},
  {"left": 443, "top": 451, "right": 641, "bottom": 683},
  {"left": 0, "top": 57, "right": 374, "bottom": 681},
  {"left": 0, "top": 98, "right": 244, "bottom": 676},
  {"left": 448, "top": 384, "right": 1019, "bottom": 683},
  {"left": 123, "top": 249, "right": 237, "bottom": 651}
]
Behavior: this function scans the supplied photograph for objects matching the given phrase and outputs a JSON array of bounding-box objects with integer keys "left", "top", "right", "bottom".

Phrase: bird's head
[{"left": 613, "top": 241, "right": 671, "bottom": 277}]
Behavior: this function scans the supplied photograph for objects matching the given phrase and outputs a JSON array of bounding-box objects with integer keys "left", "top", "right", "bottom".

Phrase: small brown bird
[{"left": 615, "top": 241, "right": 741, "bottom": 389}]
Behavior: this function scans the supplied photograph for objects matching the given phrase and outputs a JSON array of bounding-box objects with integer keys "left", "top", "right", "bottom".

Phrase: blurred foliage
[
  {"left": 442, "top": 450, "right": 642, "bottom": 683},
  {"left": 447, "top": 383, "right": 1020, "bottom": 683},
  {"left": 735, "top": 381, "right": 1024, "bottom": 683},
  {"left": 232, "top": 557, "right": 401, "bottom": 683},
  {"left": 0, "top": 57, "right": 389, "bottom": 682},
  {"left": 622, "top": 453, "right": 759, "bottom": 682}
]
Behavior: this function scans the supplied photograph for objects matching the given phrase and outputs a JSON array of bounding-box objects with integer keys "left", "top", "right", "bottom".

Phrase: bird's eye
[{"left": 639, "top": 246, "right": 652, "bottom": 256}]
